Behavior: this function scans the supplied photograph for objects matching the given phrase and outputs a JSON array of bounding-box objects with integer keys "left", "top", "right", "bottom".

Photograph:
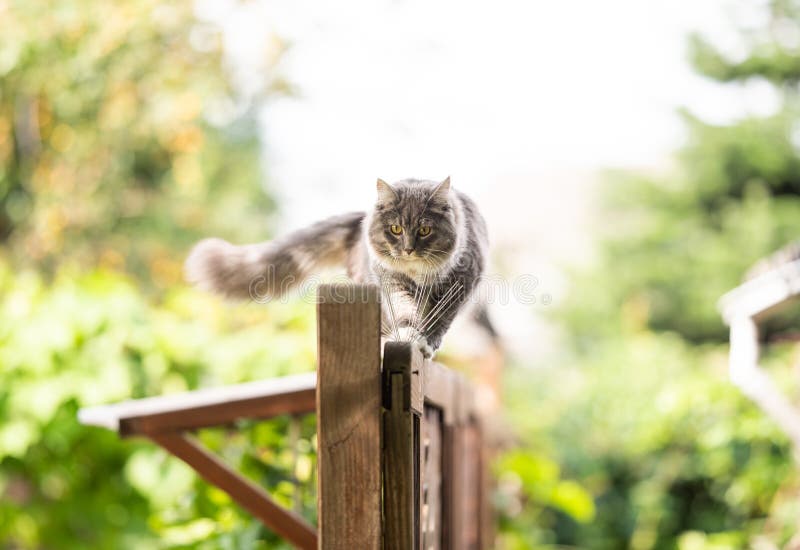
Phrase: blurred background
[{"left": 3, "top": 0, "right": 800, "bottom": 547}]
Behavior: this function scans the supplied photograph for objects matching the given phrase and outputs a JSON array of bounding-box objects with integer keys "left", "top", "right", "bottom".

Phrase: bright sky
[
  {"left": 199, "top": 0, "right": 779, "bottom": 354},
  {"left": 202, "top": 0, "right": 777, "bottom": 241}
]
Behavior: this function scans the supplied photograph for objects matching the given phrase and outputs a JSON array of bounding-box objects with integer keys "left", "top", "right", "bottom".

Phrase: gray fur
[
  {"left": 185, "top": 177, "right": 488, "bottom": 356},
  {"left": 185, "top": 211, "right": 363, "bottom": 300}
]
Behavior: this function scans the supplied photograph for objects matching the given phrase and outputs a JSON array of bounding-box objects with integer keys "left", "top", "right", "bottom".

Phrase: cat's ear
[
  {"left": 431, "top": 176, "right": 451, "bottom": 202},
  {"left": 376, "top": 178, "right": 397, "bottom": 203}
]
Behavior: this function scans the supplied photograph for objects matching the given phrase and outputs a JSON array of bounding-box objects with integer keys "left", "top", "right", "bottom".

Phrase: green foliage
[
  {"left": 0, "top": 2, "right": 319, "bottom": 547},
  {"left": 495, "top": 451, "right": 596, "bottom": 548},
  {"left": 0, "top": 0, "right": 281, "bottom": 282},
  {"left": 688, "top": 0, "right": 800, "bottom": 85},
  {"left": 500, "top": 332, "right": 800, "bottom": 548},
  {"left": 496, "top": 1, "right": 800, "bottom": 547},
  {"left": 0, "top": 265, "right": 318, "bottom": 548},
  {"left": 561, "top": 107, "right": 800, "bottom": 345}
]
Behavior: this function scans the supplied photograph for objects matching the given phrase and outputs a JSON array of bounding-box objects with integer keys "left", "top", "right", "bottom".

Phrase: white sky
[
  {"left": 199, "top": 0, "right": 779, "bottom": 355},
  {"left": 202, "top": 0, "right": 778, "bottom": 243}
]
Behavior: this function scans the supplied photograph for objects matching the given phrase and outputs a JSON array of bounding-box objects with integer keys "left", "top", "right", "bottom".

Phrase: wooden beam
[
  {"left": 718, "top": 258, "right": 800, "bottom": 323},
  {"left": 151, "top": 432, "right": 317, "bottom": 550},
  {"left": 423, "top": 361, "right": 479, "bottom": 426},
  {"left": 729, "top": 316, "right": 800, "bottom": 449},
  {"left": 462, "top": 422, "right": 482, "bottom": 548},
  {"left": 422, "top": 362, "right": 457, "bottom": 425},
  {"left": 383, "top": 342, "right": 424, "bottom": 415},
  {"left": 382, "top": 342, "right": 423, "bottom": 550},
  {"left": 316, "top": 284, "right": 382, "bottom": 550},
  {"left": 478, "top": 421, "right": 494, "bottom": 550},
  {"left": 421, "top": 407, "right": 444, "bottom": 549},
  {"left": 78, "top": 373, "right": 317, "bottom": 435},
  {"left": 442, "top": 423, "right": 464, "bottom": 550}
]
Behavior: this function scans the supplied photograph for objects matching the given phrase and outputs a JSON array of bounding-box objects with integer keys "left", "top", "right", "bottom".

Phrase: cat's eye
[
  {"left": 390, "top": 225, "right": 403, "bottom": 235},
  {"left": 418, "top": 226, "right": 432, "bottom": 236}
]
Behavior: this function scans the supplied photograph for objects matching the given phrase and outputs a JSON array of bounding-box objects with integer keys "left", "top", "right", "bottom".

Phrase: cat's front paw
[{"left": 416, "top": 337, "right": 435, "bottom": 359}]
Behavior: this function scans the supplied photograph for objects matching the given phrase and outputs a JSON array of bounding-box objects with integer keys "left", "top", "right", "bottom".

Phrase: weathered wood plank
[
  {"left": 383, "top": 342, "right": 424, "bottom": 415},
  {"left": 423, "top": 362, "right": 456, "bottom": 424},
  {"left": 718, "top": 257, "right": 800, "bottom": 322},
  {"left": 454, "top": 376, "right": 474, "bottom": 425},
  {"left": 463, "top": 422, "right": 482, "bottom": 549},
  {"left": 151, "top": 432, "right": 317, "bottom": 550},
  {"left": 317, "top": 284, "right": 382, "bottom": 550},
  {"left": 78, "top": 372, "right": 317, "bottom": 435},
  {"left": 382, "top": 342, "right": 424, "bottom": 550},
  {"left": 478, "top": 421, "right": 494, "bottom": 550},
  {"left": 383, "top": 368, "right": 418, "bottom": 549},
  {"left": 421, "top": 406, "right": 443, "bottom": 550},
  {"left": 423, "top": 358, "right": 489, "bottom": 549},
  {"left": 442, "top": 423, "right": 463, "bottom": 550}
]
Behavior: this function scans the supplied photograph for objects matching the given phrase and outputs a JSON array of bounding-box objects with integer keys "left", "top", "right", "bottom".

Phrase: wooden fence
[{"left": 79, "top": 283, "right": 490, "bottom": 549}]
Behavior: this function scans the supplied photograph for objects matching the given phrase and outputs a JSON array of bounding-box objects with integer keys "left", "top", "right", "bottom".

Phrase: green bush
[
  {"left": 496, "top": 2, "right": 800, "bottom": 546},
  {"left": 0, "top": 265, "right": 318, "bottom": 548}
]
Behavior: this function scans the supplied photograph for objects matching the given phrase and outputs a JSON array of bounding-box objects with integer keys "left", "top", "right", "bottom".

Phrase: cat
[{"left": 185, "top": 177, "right": 489, "bottom": 358}]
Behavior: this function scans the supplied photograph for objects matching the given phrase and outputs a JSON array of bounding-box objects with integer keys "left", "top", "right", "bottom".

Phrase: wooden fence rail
[{"left": 79, "top": 283, "right": 490, "bottom": 549}]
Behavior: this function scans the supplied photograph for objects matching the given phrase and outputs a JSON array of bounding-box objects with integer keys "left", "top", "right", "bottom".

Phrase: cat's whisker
[
  {"left": 388, "top": 298, "right": 402, "bottom": 340},
  {"left": 407, "top": 271, "right": 432, "bottom": 342},
  {"left": 410, "top": 272, "right": 424, "bottom": 335},
  {"left": 411, "top": 267, "right": 433, "bottom": 337},
  {"left": 422, "top": 253, "right": 448, "bottom": 265},
  {"left": 413, "top": 267, "right": 437, "bottom": 336},
  {"left": 413, "top": 266, "right": 436, "bottom": 340},
  {"left": 415, "top": 293, "right": 457, "bottom": 337},
  {"left": 380, "top": 277, "right": 401, "bottom": 341},
  {"left": 413, "top": 291, "right": 464, "bottom": 343},
  {"left": 418, "top": 282, "right": 463, "bottom": 328},
  {"left": 413, "top": 282, "right": 464, "bottom": 339}
]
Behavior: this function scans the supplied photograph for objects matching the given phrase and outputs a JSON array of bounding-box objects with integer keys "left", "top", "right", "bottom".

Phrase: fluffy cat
[{"left": 185, "top": 177, "right": 489, "bottom": 357}]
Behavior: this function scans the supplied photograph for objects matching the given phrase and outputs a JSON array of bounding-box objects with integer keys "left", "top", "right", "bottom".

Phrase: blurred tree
[
  {"left": 0, "top": 0, "right": 287, "bottom": 286},
  {"left": 498, "top": 1, "right": 800, "bottom": 548},
  {"left": 0, "top": 1, "right": 316, "bottom": 549}
]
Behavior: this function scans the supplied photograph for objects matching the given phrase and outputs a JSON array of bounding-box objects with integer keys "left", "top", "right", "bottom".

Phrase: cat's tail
[{"left": 185, "top": 211, "right": 365, "bottom": 301}]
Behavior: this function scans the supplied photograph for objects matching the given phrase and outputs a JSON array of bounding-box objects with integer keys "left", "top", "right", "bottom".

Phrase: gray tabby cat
[{"left": 185, "top": 177, "right": 488, "bottom": 357}]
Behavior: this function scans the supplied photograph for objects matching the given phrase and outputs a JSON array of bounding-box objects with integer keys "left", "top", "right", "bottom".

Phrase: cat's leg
[{"left": 382, "top": 287, "right": 420, "bottom": 342}]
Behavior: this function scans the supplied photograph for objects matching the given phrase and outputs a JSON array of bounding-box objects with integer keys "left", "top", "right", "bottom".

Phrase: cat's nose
[{"left": 403, "top": 248, "right": 414, "bottom": 256}]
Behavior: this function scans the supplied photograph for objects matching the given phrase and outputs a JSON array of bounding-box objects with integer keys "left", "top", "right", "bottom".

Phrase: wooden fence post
[
  {"left": 316, "top": 284, "right": 382, "bottom": 550},
  {"left": 382, "top": 342, "right": 424, "bottom": 550},
  {"left": 81, "top": 284, "right": 493, "bottom": 549}
]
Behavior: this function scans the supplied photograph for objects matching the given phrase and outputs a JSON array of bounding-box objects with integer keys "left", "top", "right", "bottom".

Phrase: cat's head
[{"left": 367, "top": 177, "right": 458, "bottom": 273}]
